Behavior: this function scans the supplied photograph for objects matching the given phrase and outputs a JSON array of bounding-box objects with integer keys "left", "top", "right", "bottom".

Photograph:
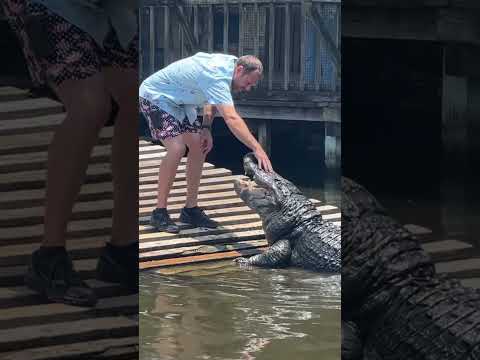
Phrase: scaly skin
[
  {"left": 342, "top": 177, "right": 480, "bottom": 360},
  {"left": 233, "top": 153, "right": 340, "bottom": 272}
]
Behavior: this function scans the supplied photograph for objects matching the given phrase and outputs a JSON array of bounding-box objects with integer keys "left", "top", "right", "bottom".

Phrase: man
[{"left": 139, "top": 52, "right": 273, "bottom": 234}]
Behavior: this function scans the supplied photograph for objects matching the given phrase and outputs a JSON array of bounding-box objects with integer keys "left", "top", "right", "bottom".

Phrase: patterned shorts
[
  {"left": 1, "top": 0, "right": 138, "bottom": 87},
  {"left": 139, "top": 97, "right": 203, "bottom": 141}
]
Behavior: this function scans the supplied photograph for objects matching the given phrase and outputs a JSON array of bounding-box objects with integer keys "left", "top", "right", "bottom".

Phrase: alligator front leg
[{"left": 234, "top": 239, "right": 291, "bottom": 268}]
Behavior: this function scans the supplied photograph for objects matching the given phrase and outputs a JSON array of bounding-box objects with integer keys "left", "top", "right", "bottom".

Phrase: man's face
[{"left": 232, "top": 66, "right": 261, "bottom": 94}]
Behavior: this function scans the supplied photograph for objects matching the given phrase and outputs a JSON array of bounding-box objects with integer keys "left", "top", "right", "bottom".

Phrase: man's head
[{"left": 232, "top": 55, "right": 263, "bottom": 93}]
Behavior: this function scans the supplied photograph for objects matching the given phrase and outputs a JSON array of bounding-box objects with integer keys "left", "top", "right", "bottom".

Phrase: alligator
[
  {"left": 232, "top": 153, "right": 340, "bottom": 272},
  {"left": 342, "top": 177, "right": 480, "bottom": 359}
]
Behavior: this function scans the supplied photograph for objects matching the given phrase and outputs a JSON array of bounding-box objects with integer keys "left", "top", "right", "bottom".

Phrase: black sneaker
[
  {"left": 150, "top": 208, "right": 180, "bottom": 233},
  {"left": 179, "top": 206, "right": 219, "bottom": 228},
  {"left": 96, "top": 242, "right": 138, "bottom": 293},
  {"left": 24, "top": 248, "right": 97, "bottom": 307}
]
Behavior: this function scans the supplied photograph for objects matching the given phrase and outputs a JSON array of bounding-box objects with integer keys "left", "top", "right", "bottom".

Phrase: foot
[
  {"left": 150, "top": 208, "right": 180, "bottom": 233},
  {"left": 96, "top": 242, "right": 138, "bottom": 293},
  {"left": 179, "top": 206, "right": 219, "bottom": 228},
  {"left": 25, "top": 247, "right": 97, "bottom": 307}
]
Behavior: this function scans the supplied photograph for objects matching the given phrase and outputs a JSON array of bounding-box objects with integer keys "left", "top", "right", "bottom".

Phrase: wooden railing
[{"left": 140, "top": 0, "right": 341, "bottom": 99}]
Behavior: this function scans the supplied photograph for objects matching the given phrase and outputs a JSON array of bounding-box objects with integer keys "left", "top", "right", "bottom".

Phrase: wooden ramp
[
  {"left": 138, "top": 142, "right": 342, "bottom": 270},
  {"left": 0, "top": 87, "right": 138, "bottom": 359}
]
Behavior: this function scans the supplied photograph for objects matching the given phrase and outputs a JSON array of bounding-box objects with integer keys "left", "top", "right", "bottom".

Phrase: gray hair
[{"left": 236, "top": 55, "right": 263, "bottom": 75}]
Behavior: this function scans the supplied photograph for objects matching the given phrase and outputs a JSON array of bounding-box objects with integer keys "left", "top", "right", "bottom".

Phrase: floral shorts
[
  {"left": 1, "top": 0, "right": 138, "bottom": 87},
  {"left": 139, "top": 97, "right": 203, "bottom": 141}
]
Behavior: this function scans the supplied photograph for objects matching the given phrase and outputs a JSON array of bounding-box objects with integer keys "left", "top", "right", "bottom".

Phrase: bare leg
[
  {"left": 43, "top": 73, "right": 111, "bottom": 247},
  {"left": 156, "top": 136, "right": 186, "bottom": 208},
  {"left": 183, "top": 132, "right": 206, "bottom": 208},
  {"left": 103, "top": 67, "right": 139, "bottom": 246}
]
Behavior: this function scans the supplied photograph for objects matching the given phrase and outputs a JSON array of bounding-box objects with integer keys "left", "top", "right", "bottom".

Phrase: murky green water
[{"left": 140, "top": 265, "right": 341, "bottom": 360}]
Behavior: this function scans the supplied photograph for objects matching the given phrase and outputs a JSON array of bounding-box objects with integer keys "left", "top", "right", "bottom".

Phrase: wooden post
[
  {"left": 254, "top": 3, "right": 259, "bottom": 57},
  {"left": 268, "top": 3, "right": 275, "bottom": 91},
  {"left": 208, "top": 5, "right": 213, "bottom": 52},
  {"left": 238, "top": 3, "right": 244, "bottom": 56},
  {"left": 284, "top": 4, "right": 290, "bottom": 91},
  {"left": 139, "top": 7, "right": 143, "bottom": 78},
  {"left": 257, "top": 119, "right": 271, "bottom": 156},
  {"left": 149, "top": 6, "right": 155, "bottom": 74},
  {"left": 315, "top": 13, "right": 322, "bottom": 91},
  {"left": 300, "top": 1, "right": 307, "bottom": 91},
  {"left": 441, "top": 44, "right": 468, "bottom": 242},
  {"left": 164, "top": 5, "right": 170, "bottom": 67},
  {"left": 223, "top": 3, "right": 229, "bottom": 54},
  {"left": 193, "top": 5, "right": 199, "bottom": 46},
  {"left": 324, "top": 121, "right": 340, "bottom": 169}
]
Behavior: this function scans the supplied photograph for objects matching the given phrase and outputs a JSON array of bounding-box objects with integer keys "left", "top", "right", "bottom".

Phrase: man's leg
[
  {"left": 43, "top": 73, "right": 111, "bottom": 246},
  {"left": 93, "top": 67, "right": 139, "bottom": 291},
  {"left": 146, "top": 134, "right": 187, "bottom": 234},
  {"left": 179, "top": 132, "right": 218, "bottom": 228},
  {"left": 26, "top": 73, "right": 110, "bottom": 306},
  {"left": 183, "top": 132, "right": 206, "bottom": 208}
]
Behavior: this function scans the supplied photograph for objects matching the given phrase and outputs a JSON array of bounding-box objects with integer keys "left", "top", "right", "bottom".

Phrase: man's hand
[
  {"left": 253, "top": 146, "right": 273, "bottom": 173},
  {"left": 200, "top": 128, "right": 213, "bottom": 155}
]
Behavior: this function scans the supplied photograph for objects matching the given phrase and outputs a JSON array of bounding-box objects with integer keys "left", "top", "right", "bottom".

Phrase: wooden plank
[
  {"left": 0, "top": 316, "right": 137, "bottom": 352},
  {"left": 223, "top": 2, "right": 229, "bottom": 53},
  {"left": 141, "top": 239, "right": 268, "bottom": 261},
  {"left": 461, "top": 278, "right": 480, "bottom": 289},
  {"left": 149, "top": 6, "right": 155, "bottom": 74},
  {"left": 0, "top": 236, "right": 110, "bottom": 266},
  {"left": 0, "top": 113, "right": 65, "bottom": 135},
  {"left": 0, "top": 144, "right": 112, "bottom": 173},
  {"left": 0, "top": 336, "right": 138, "bottom": 360},
  {"left": 0, "top": 258, "right": 98, "bottom": 286},
  {"left": 284, "top": 3, "right": 291, "bottom": 90},
  {"left": 0, "top": 295, "right": 138, "bottom": 330},
  {"left": 268, "top": 3, "right": 275, "bottom": 91},
  {"left": 0, "top": 87, "right": 30, "bottom": 102},
  {"left": 0, "top": 279, "right": 128, "bottom": 309},
  {"left": 0, "top": 127, "right": 113, "bottom": 153},
  {"left": 0, "top": 188, "right": 239, "bottom": 228},
  {"left": 436, "top": 258, "right": 480, "bottom": 278},
  {"left": 140, "top": 247, "right": 265, "bottom": 269},
  {"left": 0, "top": 98, "right": 63, "bottom": 120}
]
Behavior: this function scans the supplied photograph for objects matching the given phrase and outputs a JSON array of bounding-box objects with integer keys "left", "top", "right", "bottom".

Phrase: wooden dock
[{"left": 0, "top": 87, "right": 138, "bottom": 359}]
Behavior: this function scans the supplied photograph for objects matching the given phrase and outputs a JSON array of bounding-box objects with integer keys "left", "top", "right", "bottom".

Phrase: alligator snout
[{"left": 243, "top": 153, "right": 259, "bottom": 179}]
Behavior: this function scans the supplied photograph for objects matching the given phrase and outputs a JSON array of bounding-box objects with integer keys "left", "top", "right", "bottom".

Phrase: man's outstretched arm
[{"left": 215, "top": 104, "right": 273, "bottom": 172}]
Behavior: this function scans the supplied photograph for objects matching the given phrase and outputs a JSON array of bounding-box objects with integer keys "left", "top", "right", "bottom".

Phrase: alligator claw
[{"left": 233, "top": 257, "right": 250, "bottom": 267}]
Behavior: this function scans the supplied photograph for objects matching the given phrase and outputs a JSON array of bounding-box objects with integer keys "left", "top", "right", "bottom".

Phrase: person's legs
[
  {"left": 103, "top": 67, "right": 139, "bottom": 247},
  {"left": 179, "top": 131, "right": 218, "bottom": 228},
  {"left": 183, "top": 132, "right": 206, "bottom": 208},
  {"left": 94, "top": 67, "right": 139, "bottom": 291},
  {"left": 43, "top": 74, "right": 111, "bottom": 246}
]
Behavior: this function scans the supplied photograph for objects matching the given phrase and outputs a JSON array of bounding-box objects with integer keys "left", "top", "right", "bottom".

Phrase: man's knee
[
  {"left": 166, "top": 141, "right": 187, "bottom": 158},
  {"left": 185, "top": 134, "right": 203, "bottom": 154}
]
